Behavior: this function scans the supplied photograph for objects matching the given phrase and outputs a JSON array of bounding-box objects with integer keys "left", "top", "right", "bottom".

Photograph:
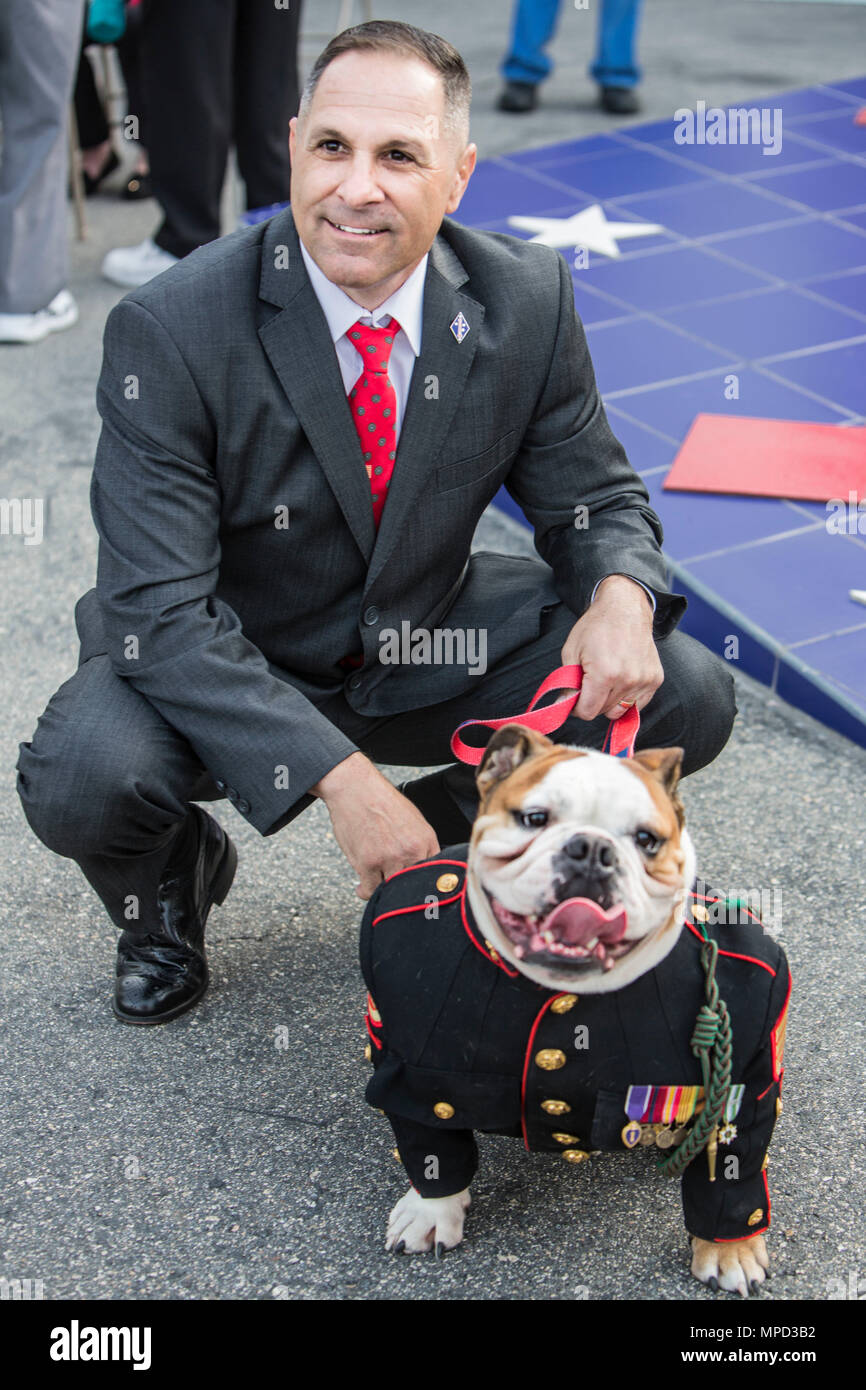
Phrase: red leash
[{"left": 450, "top": 663, "right": 640, "bottom": 766}]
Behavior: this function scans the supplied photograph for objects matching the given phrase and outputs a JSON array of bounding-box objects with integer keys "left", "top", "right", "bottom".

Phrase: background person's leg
[
  {"left": 589, "top": 0, "right": 643, "bottom": 91},
  {"left": 501, "top": 0, "right": 564, "bottom": 85},
  {"left": 233, "top": 0, "right": 300, "bottom": 213},
  {"left": 137, "top": 0, "right": 233, "bottom": 257},
  {"left": 0, "top": 0, "right": 84, "bottom": 314}
]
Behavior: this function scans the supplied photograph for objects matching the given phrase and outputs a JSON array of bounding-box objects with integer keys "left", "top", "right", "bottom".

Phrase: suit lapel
[{"left": 256, "top": 212, "right": 484, "bottom": 578}]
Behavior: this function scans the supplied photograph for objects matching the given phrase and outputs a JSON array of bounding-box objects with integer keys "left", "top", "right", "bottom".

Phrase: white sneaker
[
  {"left": 101, "top": 237, "right": 180, "bottom": 287},
  {"left": 0, "top": 289, "right": 79, "bottom": 344}
]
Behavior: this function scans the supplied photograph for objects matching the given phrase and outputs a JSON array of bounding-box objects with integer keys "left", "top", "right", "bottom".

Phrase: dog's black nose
[{"left": 561, "top": 834, "right": 617, "bottom": 879}]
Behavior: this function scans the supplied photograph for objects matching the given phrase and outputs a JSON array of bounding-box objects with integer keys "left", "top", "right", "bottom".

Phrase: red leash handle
[{"left": 450, "top": 663, "right": 640, "bottom": 766}]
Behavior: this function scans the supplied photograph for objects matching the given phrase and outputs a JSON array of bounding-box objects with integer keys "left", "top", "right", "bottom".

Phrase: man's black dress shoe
[
  {"left": 600, "top": 85, "right": 641, "bottom": 115},
  {"left": 398, "top": 772, "right": 475, "bottom": 847},
  {"left": 497, "top": 81, "right": 539, "bottom": 113},
  {"left": 113, "top": 805, "right": 238, "bottom": 1025}
]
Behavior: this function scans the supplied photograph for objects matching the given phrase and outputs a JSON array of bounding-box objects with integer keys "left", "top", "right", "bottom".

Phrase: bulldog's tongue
[{"left": 542, "top": 897, "right": 627, "bottom": 946}]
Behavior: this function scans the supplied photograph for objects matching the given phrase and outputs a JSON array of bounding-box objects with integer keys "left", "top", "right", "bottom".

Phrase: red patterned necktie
[{"left": 346, "top": 316, "right": 401, "bottom": 529}]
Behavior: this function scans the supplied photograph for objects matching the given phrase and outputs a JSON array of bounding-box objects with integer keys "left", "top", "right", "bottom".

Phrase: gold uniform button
[
  {"left": 762, "top": 1152, "right": 770, "bottom": 1170},
  {"left": 692, "top": 903, "right": 709, "bottom": 922},
  {"left": 776, "top": 1097, "right": 783, "bottom": 1118},
  {"left": 368, "top": 1002, "right": 381, "bottom": 1024},
  {"left": 552, "top": 1132, "right": 580, "bottom": 1145},
  {"left": 436, "top": 872, "right": 460, "bottom": 893},
  {"left": 535, "top": 1048, "right": 567, "bottom": 1071},
  {"left": 363, "top": 1043, "right": 372, "bottom": 1062},
  {"left": 747, "top": 1208, "right": 764, "bottom": 1227},
  {"left": 562, "top": 1149, "right": 589, "bottom": 1164},
  {"left": 483, "top": 939, "right": 501, "bottom": 963},
  {"left": 433, "top": 1101, "right": 455, "bottom": 1120},
  {"left": 541, "top": 1099, "right": 571, "bottom": 1115},
  {"left": 550, "top": 994, "right": 578, "bottom": 1014},
  {"left": 392, "top": 1149, "right": 401, "bottom": 1163}
]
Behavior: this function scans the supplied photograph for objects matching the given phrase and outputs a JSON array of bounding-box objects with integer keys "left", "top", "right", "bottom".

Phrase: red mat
[{"left": 663, "top": 413, "right": 866, "bottom": 502}]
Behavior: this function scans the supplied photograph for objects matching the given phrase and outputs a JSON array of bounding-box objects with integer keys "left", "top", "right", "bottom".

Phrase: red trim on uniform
[
  {"left": 371, "top": 894, "right": 462, "bottom": 928},
  {"left": 382, "top": 857, "right": 467, "bottom": 884},
  {"left": 692, "top": 891, "right": 763, "bottom": 925},
  {"left": 685, "top": 921, "right": 777, "bottom": 977},
  {"left": 366, "top": 992, "right": 382, "bottom": 1028},
  {"left": 520, "top": 995, "right": 568, "bottom": 1151},
  {"left": 756, "top": 1079, "right": 774, "bottom": 1101},
  {"left": 364, "top": 1014, "right": 383, "bottom": 1050},
  {"left": 770, "top": 970, "right": 792, "bottom": 1082},
  {"left": 459, "top": 887, "right": 519, "bottom": 977}
]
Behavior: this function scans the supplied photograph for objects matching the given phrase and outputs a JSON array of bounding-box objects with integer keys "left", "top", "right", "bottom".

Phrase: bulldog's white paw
[
  {"left": 690, "top": 1234, "right": 769, "bottom": 1296},
  {"left": 385, "top": 1187, "right": 471, "bottom": 1256}
]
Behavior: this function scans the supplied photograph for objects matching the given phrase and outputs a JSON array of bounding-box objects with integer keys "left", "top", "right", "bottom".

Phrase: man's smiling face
[{"left": 289, "top": 49, "right": 476, "bottom": 309}]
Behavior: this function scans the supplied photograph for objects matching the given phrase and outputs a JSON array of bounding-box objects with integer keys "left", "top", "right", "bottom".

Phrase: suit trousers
[
  {"left": 15, "top": 602, "right": 736, "bottom": 938},
  {"left": 0, "top": 0, "right": 85, "bottom": 314},
  {"left": 138, "top": 0, "right": 301, "bottom": 258}
]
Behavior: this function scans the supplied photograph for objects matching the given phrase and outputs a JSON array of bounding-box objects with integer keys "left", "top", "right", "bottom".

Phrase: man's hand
[
  {"left": 311, "top": 753, "right": 440, "bottom": 900},
  {"left": 562, "top": 575, "right": 663, "bottom": 721}
]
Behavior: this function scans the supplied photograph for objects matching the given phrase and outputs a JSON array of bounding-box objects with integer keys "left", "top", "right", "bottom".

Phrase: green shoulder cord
[{"left": 657, "top": 922, "right": 733, "bottom": 1179}]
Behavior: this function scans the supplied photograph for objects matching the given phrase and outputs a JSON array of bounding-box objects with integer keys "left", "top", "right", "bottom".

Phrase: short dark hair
[{"left": 298, "top": 19, "right": 471, "bottom": 141}]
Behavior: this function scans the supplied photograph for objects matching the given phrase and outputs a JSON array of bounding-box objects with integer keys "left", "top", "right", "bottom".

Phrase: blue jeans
[{"left": 502, "top": 0, "right": 643, "bottom": 89}]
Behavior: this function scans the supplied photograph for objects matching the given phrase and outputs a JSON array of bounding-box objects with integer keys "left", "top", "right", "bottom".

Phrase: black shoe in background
[
  {"left": 398, "top": 772, "right": 475, "bottom": 849},
  {"left": 497, "top": 81, "right": 539, "bottom": 113},
  {"left": 600, "top": 86, "right": 641, "bottom": 115},
  {"left": 113, "top": 805, "right": 238, "bottom": 1025}
]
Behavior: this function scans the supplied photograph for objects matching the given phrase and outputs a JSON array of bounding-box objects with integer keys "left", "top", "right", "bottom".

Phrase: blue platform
[{"left": 455, "top": 79, "right": 866, "bottom": 747}]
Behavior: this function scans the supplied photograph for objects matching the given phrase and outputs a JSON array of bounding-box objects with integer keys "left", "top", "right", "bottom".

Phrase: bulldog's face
[{"left": 465, "top": 725, "right": 696, "bottom": 994}]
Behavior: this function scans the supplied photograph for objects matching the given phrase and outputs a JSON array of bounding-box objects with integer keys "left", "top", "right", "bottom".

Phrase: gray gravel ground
[{"left": 1, "top": 0, "right": 864, "bottom": 1303}]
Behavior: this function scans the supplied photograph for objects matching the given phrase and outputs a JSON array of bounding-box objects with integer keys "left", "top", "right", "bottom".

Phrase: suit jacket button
[
  {"left": 237, "top": 797, "right": 250, "bottom": 813},
  {"left": 348, "top": 673, "right": 363, "bottom": 691},
  {"left": 550, "top": 994, "right": 578, "bottom": 1013},
  {"left": 562, "top": 1149, "right": 589, "bottom": 1164},
  {"left": 362, "top": 605, "right": 379, "bottom": 626},
  {"left": 433, "top": 1102, "right": 455, "bottom": 1119},
  {"left": 535, "top": 1048, "right": 566, "bottom": 1071},
  {"left": 215, "top": 779, "right": 226, "bottom": 792}
]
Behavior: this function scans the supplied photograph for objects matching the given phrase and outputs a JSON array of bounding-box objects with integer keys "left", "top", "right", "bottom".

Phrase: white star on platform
[{"left": 508, "top": 205, "right": 665, "bottom": 259}]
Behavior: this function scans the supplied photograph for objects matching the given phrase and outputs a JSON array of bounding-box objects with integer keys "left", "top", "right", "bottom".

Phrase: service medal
[{"left": 621, "top": 1120, "right": 642, "bottom": 1149}]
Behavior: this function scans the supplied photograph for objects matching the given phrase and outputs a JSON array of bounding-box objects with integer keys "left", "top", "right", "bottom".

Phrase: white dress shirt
[
  {"left": 299, "top": 240, "right": 426, "bottom": 440},
  {"left": 299, "top": 239, "right": 656, "bottom": 615}
]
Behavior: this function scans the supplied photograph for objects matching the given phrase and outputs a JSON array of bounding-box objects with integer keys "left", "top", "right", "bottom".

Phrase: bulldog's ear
[
  {"left": 476, "top": 723, "right": 550, "bottom": 796},
  {"left": 633, "top": 747, "right": 685, "bottom": 824}
]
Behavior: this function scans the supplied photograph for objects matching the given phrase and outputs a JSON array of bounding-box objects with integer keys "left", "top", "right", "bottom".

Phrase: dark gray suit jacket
[{"left": 75, "top": 208, "right": 686, "bottom": 835}]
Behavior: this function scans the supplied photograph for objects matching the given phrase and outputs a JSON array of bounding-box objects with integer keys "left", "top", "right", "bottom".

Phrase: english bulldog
[{"left": 360, "top": 725, "right": 790, "bottom": 1296}]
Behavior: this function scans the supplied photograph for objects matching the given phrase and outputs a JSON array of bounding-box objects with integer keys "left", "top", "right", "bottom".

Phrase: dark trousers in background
[
  {"left": 139, "top": 0, "right": 302, "bottom": 258},
  {"left": 16, "top": 602, "right": 737, "bottom": 940}
]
